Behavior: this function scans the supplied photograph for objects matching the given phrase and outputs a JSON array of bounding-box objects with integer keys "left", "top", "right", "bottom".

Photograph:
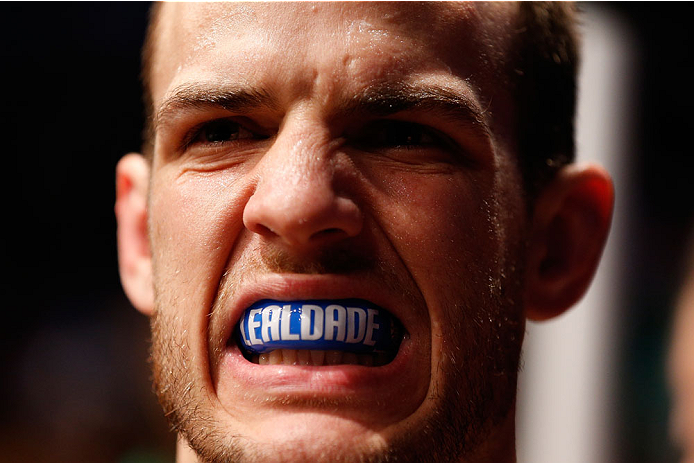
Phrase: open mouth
[{"left": 233, "top": 299, "right": 406, "bottom": 367}]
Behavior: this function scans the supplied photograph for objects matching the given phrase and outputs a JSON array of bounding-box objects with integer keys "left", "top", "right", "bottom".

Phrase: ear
[
  {"left": 524, "top": 163, "right": 614, "bottom": 321},
  {"left": 115, "top": 153, "right": 154, "bottom": 316}
]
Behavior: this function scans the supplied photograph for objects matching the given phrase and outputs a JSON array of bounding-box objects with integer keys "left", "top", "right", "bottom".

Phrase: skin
[{"left": 115, "top": 3, "right": 614, "bottom": 462}]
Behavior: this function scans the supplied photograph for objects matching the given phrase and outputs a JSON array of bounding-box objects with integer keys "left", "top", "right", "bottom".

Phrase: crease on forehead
[{"left": 152, "top": 2, "right": 516, "bottom": 126}]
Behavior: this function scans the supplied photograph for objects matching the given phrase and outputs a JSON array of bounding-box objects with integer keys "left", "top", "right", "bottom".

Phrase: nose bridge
[
  {"left": 243, "top": 121, "right": 363, "bottom": 248},
  {"left": 268, "top": 130, "right": 333, "bottom": 202}
]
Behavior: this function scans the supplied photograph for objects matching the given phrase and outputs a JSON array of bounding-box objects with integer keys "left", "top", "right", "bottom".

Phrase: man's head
[{"left": 115, "top": 3, "right": 613, "bottom": 462}]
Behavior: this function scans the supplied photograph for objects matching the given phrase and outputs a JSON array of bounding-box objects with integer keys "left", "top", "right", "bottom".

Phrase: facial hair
[{"left": 149, "top": 234, "right": 526, "bottom": 463}]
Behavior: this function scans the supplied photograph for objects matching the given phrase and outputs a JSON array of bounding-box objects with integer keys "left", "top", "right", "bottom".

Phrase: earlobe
[
  {"left": 524, "top": 163, "right": 614, "bottom": 321},
  {"left": 115, "top": 153, "right": 154, "bottom": 316}
]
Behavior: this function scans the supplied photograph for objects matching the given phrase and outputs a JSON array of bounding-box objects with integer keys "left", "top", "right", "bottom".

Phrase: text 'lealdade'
[{"left": 237, "top": 299, "right": 397, "bottom": 354}]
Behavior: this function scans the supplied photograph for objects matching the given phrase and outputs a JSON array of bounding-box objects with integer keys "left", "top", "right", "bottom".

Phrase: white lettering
[
  {"left": 261, "top": 305, "right": 281, "bottom": 342},
  {"left": 346, "top": 307, "right": 366, "bottom": 343},
  {"left": 248, "top": 308, "right": 262, "bottom": 345},
  {"left": 239, "top": 314, "right": 250, "bottom": 346},
  {"left": 324, "top": 304, "right": 346, "bottom": 341},
  {"left": 364, "top": 308, "right": 380, "bottom": 346},
  {"left": 280, "top": 304, "right": 300, "bottom": 340},
  {"left": 300, "top": 305, "right": 324, "bottom": 340}
]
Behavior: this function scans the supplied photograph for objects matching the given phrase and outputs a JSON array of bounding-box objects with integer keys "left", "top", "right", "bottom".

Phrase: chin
[
  {"left": 255, "top": 413, "right": 389, "bottom": 460},
  {"left": 180, "top": 412, "right": 396, "bottom": 463}
]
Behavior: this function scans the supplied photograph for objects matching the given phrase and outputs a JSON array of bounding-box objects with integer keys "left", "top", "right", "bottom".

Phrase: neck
[{"left": 176, "top": 437, "right": 199, "bottom": 463}]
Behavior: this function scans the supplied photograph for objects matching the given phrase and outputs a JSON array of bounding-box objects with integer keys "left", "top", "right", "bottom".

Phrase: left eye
[{"left": 351, "top": 120, "right": 442, "bottom": 150}]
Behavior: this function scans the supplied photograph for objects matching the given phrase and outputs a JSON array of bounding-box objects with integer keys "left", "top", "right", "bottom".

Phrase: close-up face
[{"left": 143, "top": 2, "right": 528, "bottom": 462}]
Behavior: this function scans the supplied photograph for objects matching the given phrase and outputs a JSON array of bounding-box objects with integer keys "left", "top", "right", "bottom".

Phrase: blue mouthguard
[{"left": 237, "top": 299, "right": 398, "bottom": 354}]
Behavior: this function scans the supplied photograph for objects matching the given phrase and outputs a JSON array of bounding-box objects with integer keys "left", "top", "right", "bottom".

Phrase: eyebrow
[
  {"left": 154, "top": 83, "right": 279, "bottom": 132},
  {"left": 337, "top": 83, "right": 492, "bottom": 140},
  {"left": 154, "top": 81, "right": 492, "bottom": 142}
]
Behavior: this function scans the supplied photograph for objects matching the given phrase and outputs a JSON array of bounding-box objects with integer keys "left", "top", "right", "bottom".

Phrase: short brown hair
[
  {"left": 140, "top": 1, "right": 162, "bottom": 159},
  {"left": 140, "top": 2, "right": 580, "bottom": 198},
  {"left": 510, "top": 2, "right": 580, "bottom": 199}
]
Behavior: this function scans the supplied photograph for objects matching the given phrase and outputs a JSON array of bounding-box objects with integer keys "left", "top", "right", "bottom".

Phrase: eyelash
[
  {"left": 181, "top": 118, "right": 269, "bottom": 152},
  {"left": 349, "top": 120, "right": 452, "bottom": 151},
  {"left": 179, "top": 117, "right": 456, "bottom": 160}
]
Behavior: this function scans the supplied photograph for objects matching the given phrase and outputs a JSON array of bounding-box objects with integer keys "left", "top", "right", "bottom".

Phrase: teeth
[
  {"left": 281, "top": 349, "right": 297, "bottom": 365},
  {"left": 269, "top": 350, "right": 283, "bottom": 365},
  {"left": 250, "top": 349, "right": 392, "bottom": 367},
  {"left": 297, "top": 349, "right": 311, "bottom": 365},
  {"left": 310, "top": 350, "right": 325, "bottom": 366},
  {"left": 325, "top": 350, "right": 343, "bottom": 365},
  {"left": 359, "top": 354, "right": 374, "bottom": 367}
]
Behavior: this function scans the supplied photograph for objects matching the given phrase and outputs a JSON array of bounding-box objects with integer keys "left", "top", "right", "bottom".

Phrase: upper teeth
[
  {"left": 237, "top": 299, "right": 398, "bottom": 355},
  {"left": 256, "top": 349, "right": 387, "bottom": 366}
]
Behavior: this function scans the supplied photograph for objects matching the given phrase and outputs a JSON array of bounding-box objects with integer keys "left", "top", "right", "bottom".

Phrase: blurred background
[{"left": 0, "top": 3, "right": 692, "bottom": 462}]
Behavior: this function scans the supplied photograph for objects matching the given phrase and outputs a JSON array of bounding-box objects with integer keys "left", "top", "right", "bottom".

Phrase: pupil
[
  {"left": 389, "top": 124, "right": 420, "bottom": 146},
  {"left": 204, "top": 120, "right": 238, "bottom": 143}
]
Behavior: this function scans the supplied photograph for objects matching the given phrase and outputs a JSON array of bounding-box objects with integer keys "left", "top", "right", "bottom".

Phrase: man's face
[{"left": 147, "top": 3, "right": 526, "bottom": 461}]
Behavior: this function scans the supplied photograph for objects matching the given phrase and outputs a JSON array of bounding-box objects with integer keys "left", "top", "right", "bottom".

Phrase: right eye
[
  {"left": 195, "top": 119, "right": 250, "bottom": 144},
  {"left": 180, "top": 118, "right": 272, "bottom": 153}
]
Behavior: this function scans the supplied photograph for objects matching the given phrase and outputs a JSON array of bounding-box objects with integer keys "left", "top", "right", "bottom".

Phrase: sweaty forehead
[{"left": 151, "top": 2, "right": 516, "bottom": 113}]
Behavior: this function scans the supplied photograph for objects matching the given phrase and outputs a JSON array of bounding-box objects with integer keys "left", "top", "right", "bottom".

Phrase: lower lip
[{"left": 218, "top": 336, "right": 418, "bottom": 399}]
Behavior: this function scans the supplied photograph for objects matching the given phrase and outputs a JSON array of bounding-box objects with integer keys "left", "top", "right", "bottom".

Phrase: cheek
[
  {"left": 149, "top": 169, "right": 250, "bottom": 314},
  {"left": 370, "top": 167, "right": 526, "bottom": 363},
  {"left": 373, "top": 171, "right": 501, "bottom": 278}
]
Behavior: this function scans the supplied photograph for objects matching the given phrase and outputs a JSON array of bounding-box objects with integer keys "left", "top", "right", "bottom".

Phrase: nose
[{"left": 243, "top": 130, "right": 363, "bottom": 249}]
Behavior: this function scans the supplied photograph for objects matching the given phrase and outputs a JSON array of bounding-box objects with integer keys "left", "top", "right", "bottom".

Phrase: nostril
[
  {"left": 253, "top": 223, "right": 277, "bottom": 238},
  {"left": 310, "top": 228, "right": 347, "bottom": 241}
]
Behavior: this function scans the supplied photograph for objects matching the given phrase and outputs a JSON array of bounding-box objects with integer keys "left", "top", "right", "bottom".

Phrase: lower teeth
[{"left": 248, "top": 349, "right": 392, "bottom": 366}]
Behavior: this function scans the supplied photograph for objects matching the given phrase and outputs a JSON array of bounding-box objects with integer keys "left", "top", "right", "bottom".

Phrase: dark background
[{"left": 0, "top": 3, "right": 692, "bottom": 462}]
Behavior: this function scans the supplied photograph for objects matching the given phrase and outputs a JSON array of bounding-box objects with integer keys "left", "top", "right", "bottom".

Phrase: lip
[{"left": 212, "top": 273, "right": 429, "bottom": 409}]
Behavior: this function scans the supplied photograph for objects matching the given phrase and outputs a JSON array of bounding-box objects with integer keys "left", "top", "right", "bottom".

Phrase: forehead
[{"left": 150, "top": 2, "right": 517, "bottom": 110}]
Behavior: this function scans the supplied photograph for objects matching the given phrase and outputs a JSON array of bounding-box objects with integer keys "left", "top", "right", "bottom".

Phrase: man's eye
[
  {"left": 353, "top": 120, "right": 443, "bottom": 150},
  {"left": 197, "top": 119, "right": 245, "bottom": 143},
  {"left": 185, "top": 118, "right": 269, "bottom": 150}
]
